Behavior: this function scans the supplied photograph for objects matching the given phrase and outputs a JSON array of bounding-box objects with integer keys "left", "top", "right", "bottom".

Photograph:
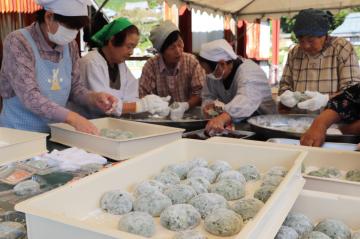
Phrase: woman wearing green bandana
[{"left": 77, "top": 18, "right": 170, "bottom": 117}]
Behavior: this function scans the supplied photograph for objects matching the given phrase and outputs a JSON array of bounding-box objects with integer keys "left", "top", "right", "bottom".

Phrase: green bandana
[{"left": 91, "top": 17, "right": 133, "bottom": 47}]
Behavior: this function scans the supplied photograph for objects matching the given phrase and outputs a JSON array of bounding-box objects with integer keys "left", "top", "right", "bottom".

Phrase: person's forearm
[
  {"left": 122, "top": 102, "right": 137, "bottom": 114},
  {"left": 218, "top": 112, "right": 232, "bottom": 125},
  {"left": 339, "top": 120, "right": 360, "bottom": 135},
  {"left": 65, "top": 111, "right": 80, "bottom": 125},
  {"left": 311, "top": 109, "right": 341, "bottom": 130},
  {"left": 188, "top": 95, "right": 201, "bottom": 108}
]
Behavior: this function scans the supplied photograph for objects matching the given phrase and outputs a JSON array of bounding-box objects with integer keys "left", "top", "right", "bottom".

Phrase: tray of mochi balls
[
  {"left": 101, "top": 160, "right": 298, "bottom": 238},
  {"left": 15, "top": 139, "right": 306, "bottom": 239},
  {"left": 96, "top": 140, "right": 306, "bottom": 238},
  {"left": 275, "top": 190, "right": 360, "bottom": 239}
]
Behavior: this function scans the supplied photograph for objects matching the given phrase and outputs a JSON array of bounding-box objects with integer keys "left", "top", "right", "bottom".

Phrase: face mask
[
  {"left": 48, "top": 24, "right": 78, "bottom": 46},
  {"left": 207, "top": 64, "right": 224, "bottom": 80}
]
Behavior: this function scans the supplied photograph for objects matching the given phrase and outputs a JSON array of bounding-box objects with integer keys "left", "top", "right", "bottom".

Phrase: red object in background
[
  {"left": 272, "top": 19, "right": 280, "bottom": 65},
  {"left": 179, "top": 5, "right": 192, "bottom": 53},
  {"left": 0, "top": 0, "right": 41, "bottom": 13},
  {"left": 237, "top": 20, "right": 247, "bottom": 57},
  {"left": 246, "top": 19, "right": 261, "bottom": 59},
  {"left": 224, "top": 16, "right": 235, "bottom": 50}
]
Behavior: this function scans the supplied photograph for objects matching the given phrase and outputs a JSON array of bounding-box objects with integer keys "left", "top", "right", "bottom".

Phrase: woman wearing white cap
[
  {"left": 198, "top": 39, "right": 275, "bottom": 133},
  {"left": 0, "top": 0, "right": 117, "bottom": 134},
  {"left": 139, "top": 21, "right": 205, "bottom": 120}
]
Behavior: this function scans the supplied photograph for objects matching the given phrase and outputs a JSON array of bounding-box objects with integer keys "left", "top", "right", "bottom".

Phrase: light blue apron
[{"left": 0, "top": 29, "right": 72, "bottom": 132}]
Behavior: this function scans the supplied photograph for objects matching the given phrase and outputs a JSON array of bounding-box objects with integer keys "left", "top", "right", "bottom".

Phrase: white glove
[
  {"left": 111, "top": 103, "right": 123, "bottom": 117},
  {"left": 136, "top": 94, "right": 170, "bottom": 115},
  {"left": 214, "top": 100, "right": 225, "bottom": 111},
  {"left": 297, "top": 91, "right": 329, "bottom": 111},
  {"left": 170, "top": 102, "right": 189, "bottom": 120},
  {"left": 279, "top": 90, "right": 300, "bottom": 108},
  {"left": 105, "top": 100, "right": 122, "bottom": 117}
]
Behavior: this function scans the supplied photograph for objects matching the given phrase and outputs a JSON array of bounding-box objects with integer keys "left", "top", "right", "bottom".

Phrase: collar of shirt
[
  {"left": 34, "top": 22, "right": 64, "bottom": 54},
  {"left": 159, "top": 55, "right": 181, "bottom": 76}
]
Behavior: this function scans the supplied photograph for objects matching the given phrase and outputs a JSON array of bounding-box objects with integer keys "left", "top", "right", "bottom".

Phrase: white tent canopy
[
  {"left": 167, "top": 0, "right": 360, "bottom": 19},
  {"left": 331, "top": 12, "right": 360, "bottom": 37}
]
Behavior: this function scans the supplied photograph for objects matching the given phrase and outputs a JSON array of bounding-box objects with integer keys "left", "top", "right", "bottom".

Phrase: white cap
[
  {"left": 200, "top": 39, "right": 237, "bottom": 62},
  {"left": 36, "top": 0, "right": 91, "bottom": 16},
  {"left": 149, "top": 20, "right": 179, "bottom": 52}
]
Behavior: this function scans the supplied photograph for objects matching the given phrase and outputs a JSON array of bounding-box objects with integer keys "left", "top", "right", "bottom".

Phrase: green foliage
[
  {"left": 332, "top": 9, "right": 349, "bottom": 30},
  {"left": 280, "top": 16, "right": 295, "bottom": 34},
  {"left": 354, "top": 46, "right": 360, "bottom": 59},
  {"left": 94, "top": 0, "right": 163, "bottom": 54},
  {"left": 280, "top": 8, "right": 359, "bottom": 37}
]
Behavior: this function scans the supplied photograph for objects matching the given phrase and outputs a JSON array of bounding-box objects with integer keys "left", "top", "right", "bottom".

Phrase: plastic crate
[{"left": 16, "top": 139, "right": 306, "bottom": 239}]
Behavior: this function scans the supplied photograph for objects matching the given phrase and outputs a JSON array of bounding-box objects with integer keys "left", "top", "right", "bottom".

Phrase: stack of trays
[
  {"left": 49, "top": 118, "right": 185, "bottom": 160},
  {"left": 15, "top": 139, "right": 306, "bottom": 239},
  {"left": 0, "top": 127, "right": 47, "bottom": 164}
]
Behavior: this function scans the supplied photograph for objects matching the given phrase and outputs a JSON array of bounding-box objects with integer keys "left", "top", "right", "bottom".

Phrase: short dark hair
[
  {"left": 160, "top": 31, "right": 181, "bottom": 53},
  {"left": 105, "top": 25, "right": 139, "bottom": 47},
  {"left": 36, "top": 9, "right": 89, "bottom": 30},
  {"left": 197, "top": 55, "right": 218, "bottom": 71},
  {"left": 197, "top": 55, "right": 234, "bottom": 71}
]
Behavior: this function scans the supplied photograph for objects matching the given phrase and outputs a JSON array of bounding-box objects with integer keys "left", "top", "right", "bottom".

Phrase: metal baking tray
[
  {"left": 183, "top": 129, "right": 255, "bottom": 140},
  {"left": 248, "top": 114, "right": 360, "bottom": 143},
  {"left": 121, "top": 106, "right": 210, "bottom": 132}
]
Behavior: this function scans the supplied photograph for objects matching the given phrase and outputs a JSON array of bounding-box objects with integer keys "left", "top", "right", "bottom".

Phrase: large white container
[
  {"left": 208, "top": 137, "right": 360, "bottom": 197},
  {"left": 0, "top": 127, "right": 47, "bottom": 164},
  {"left": 49, "top": 118, "right": 185, "bottom": 160},
  {"left": 288, "top": 190, "right": 360, "bottom": 232},
  {"left": 16, "top": 139, "right": 306, "bottom": 239}
]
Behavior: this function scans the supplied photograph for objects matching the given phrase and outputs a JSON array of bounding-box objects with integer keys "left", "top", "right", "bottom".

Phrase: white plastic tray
[
  {"left": 289, "top": 190, "right": 360, "bottom": 231},
  {"left": 49, "top": 117, "right": 185, "bottom": 160},
  {"left": 0, "top": 127, "right": 47, "bottom": 165},
  {"left": 267, "top": 138, "right": 358, "bottom": 151},
  {"left": 208, "top": 137, "right": 360, "bottom": 197},
  {"left": 16, "top": 139, "right": 306, "bottom": 239}
]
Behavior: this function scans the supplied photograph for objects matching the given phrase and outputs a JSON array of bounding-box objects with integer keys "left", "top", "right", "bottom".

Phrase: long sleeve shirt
[
  {"left": 0, "top": 22, "right": 89, "bottom": 122},
  {"left": 78, "top": 50, "right": 138, "bottom": 116},
  {"left": 202, "top": 58, "right": 275, "bottom": 118},
  {"left": 139, "top": 53, "right": 205, "bottom": 102},
  {"left": 279, "top": 37, "right": 360, "bottom": 95}
]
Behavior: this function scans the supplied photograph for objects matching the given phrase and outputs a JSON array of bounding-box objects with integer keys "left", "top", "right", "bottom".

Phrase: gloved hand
[
  {"left": 297, "top": 91, "right": 329, "bottom": 111},
  {"left": 136, "top": 94, "right": 170, "bottom": 115},
  {"left": 170, "top": 102, "right": 189, "bottom": 121},
  {"left": 213, "top": 100, "right": 225, "bottom": 111},
  {"left": 279, "top": 90, "right": 300, "bottom": 108},
  {"left": 110, "top": 103, "right": 123, "bottom": 117}
]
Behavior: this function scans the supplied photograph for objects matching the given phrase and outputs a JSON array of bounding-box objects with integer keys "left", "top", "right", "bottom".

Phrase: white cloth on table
[{"left": 33, "top": 147, "right": 107, "bottom": 171}]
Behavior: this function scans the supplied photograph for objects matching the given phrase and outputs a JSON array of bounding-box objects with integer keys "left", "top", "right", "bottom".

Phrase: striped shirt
[
  {"left": 0, "top": 22, "right": 89, "bottom": 122},
  {"left": 139, "top": 53, "right": 205, "bottom": 102},
  {"left": 279, "top": 37, "right": 360, "bottom": 95}
]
